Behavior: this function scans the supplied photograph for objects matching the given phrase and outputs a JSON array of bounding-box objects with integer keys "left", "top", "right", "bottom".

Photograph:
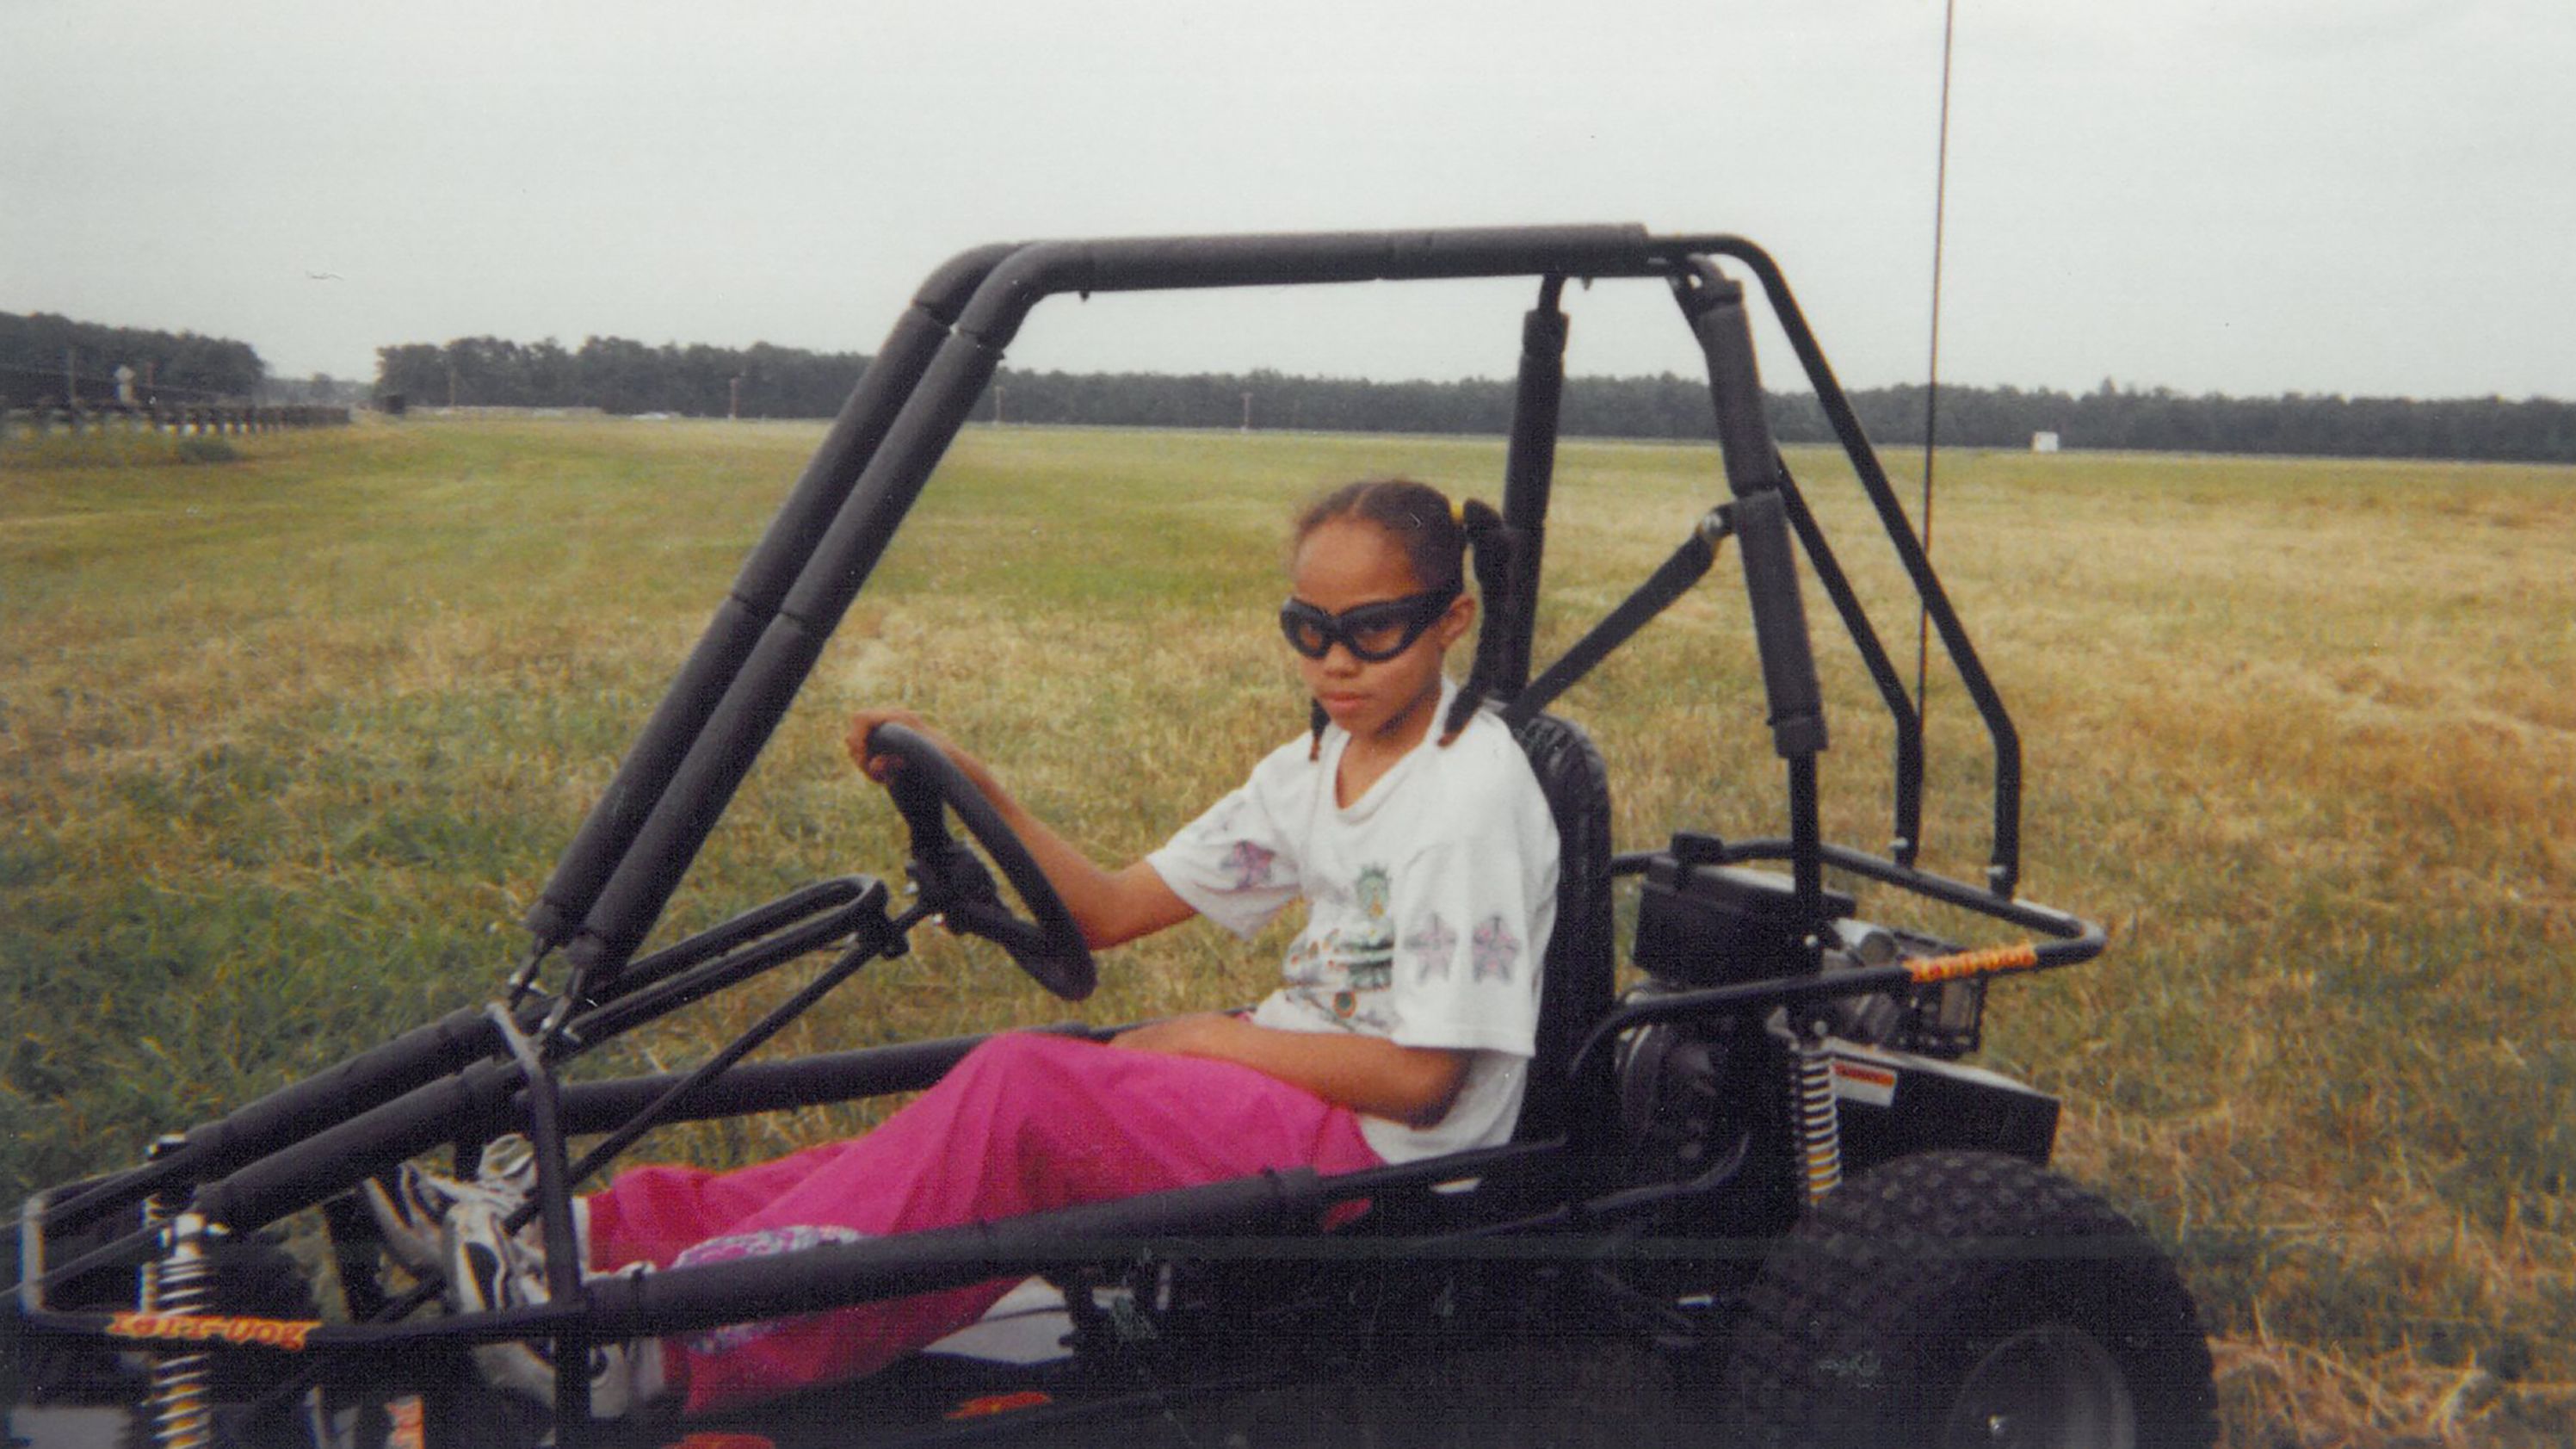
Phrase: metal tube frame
[{"left": 546, "top": 226, "right": 2035, "bottom": 976}]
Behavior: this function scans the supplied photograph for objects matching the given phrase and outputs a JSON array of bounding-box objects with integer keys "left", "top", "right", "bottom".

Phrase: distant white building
[{"left": 2031, "top": 430, "right": 2060, "bottom": 453}]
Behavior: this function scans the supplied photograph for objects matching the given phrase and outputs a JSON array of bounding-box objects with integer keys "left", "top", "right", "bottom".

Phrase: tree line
[
  {"left": 1, "top": 312, "right": 267, "bottom": 406},
  {"left": 374, "top": 333, "right": 2576, "bottom": 463},
  {"left": 374, "top": 337, "right": 868, "bottom": 419}
]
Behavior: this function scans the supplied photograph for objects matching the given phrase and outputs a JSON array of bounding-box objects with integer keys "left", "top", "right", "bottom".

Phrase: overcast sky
[{"left": 4, "top": 0, "right": 2568, "bottom": 399}]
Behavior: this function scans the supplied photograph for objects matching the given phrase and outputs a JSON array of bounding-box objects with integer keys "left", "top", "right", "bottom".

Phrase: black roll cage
[
  {"left": 523, "top": 225, "right": 2031, "bottom": 981},
  {"left": 16, "top": 226, "right": 2103, "bottom": 1433}
]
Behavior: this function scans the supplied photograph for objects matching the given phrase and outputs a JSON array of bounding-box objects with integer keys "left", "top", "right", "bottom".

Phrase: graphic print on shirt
[
  {"left": 1282, "top": 862, "right": 1399, "bottom": 1031},
  {"left": 1403, "top": 912, "right": 1458, "bottom": 981},
  {"left": 1471, "top": 913, "right": 1523, "bottom": 985},
  {"left": 1343, "top": 866, "right": 1396, "bottom": 990},
  {"left": 1222, "top": 839, "right": 1278, "bottom": 890}
]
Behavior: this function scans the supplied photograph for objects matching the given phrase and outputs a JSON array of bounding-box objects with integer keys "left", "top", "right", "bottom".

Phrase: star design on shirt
[
  {"left": 1404, "top": 913, "right": 1458, "bottom": 981},
  {"left": 1471, "top": 915, "right": 1522, "bottom": 984},
  {"left": 1222, "top": 840, "right": 1277, "bottom": 890}
]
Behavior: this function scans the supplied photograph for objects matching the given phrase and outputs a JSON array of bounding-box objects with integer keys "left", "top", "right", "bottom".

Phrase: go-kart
[{"left": 7, "top": 226, "right": 2216, "bottom": 1449}]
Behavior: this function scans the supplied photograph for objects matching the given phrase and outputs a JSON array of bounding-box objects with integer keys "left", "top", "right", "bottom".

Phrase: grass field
[{"left": 4, "top": 417, "right": 2572, "bottom": 1445}]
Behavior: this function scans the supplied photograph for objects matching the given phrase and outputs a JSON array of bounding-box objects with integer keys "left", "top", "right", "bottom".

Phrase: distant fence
[
  {"left": 414, "top": 405, "right": 608, "bottom": 420},
  {"left": 1, "top": 399, "right": 352, "bottom": 440},
  {"left": 0, "top": 361, "right": 238, "bottom": 409}
]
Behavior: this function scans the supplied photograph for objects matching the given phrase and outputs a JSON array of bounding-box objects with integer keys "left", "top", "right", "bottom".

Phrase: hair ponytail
[{"left": 1439, "top": 497, "right": 1517, "bottom": 747}]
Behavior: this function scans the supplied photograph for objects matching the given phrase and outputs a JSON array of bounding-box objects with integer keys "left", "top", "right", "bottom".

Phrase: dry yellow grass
[{"left": 4, "top": 418, "right": 2569, "bottom": 1445}]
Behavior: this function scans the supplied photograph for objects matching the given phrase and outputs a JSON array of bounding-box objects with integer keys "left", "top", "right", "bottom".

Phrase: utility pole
[
  {"left": 729, "top": 375, "right": 743, "bottom": 421},
  {"left": 1240, "top": 390, "right": 1253, "bottom": 432},
  {"left": 992, "top": 384, "right": 1005, "bottom": 425}
]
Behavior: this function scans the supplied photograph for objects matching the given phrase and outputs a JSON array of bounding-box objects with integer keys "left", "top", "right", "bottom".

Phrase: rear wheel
[{"left": 1716, "top": 1150, "right": 2215, "bottom": 1449}]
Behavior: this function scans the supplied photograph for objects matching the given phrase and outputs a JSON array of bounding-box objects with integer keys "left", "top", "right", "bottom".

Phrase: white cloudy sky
[{"left": 3, "top": 0, "right": 2568, "bottom": 399}]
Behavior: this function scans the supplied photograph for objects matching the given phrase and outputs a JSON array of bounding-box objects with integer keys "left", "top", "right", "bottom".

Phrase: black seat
[{"left": 1507, "top": 711, "right": 1617, "bottom": 1155}]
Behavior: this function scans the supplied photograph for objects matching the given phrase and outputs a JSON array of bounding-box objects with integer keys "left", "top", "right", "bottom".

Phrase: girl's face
[{"left": 1288, "top": 517, "right": 1473, "bottom": 750}]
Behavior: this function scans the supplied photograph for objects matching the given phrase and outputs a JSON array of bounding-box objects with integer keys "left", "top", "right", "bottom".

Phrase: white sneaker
[
  {"left": 443, "top": 1201, "right": 664, "bottom": 1420},
  {"left": 469, "top": 1132, "right": 541, "bottom": 1200},
  {"left": 359, "top": 1135, "right": 540, "bottom": 1273}
]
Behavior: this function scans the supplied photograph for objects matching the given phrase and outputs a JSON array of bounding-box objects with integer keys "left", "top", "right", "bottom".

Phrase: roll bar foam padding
[
  {"left": 41, "top": 1005, "right": 510, "bottom": 1234},
  {"left": 1732, "top": 491, "right": 1828, "bottom": 761},
  {"left": 526, "top": 245, "right": 1021, "bottom": 950}
]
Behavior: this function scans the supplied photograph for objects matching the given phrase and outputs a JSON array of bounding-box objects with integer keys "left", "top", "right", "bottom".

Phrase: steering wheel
[{"left": 867, "top": 723, "right": 1096, "bottom": 1000}]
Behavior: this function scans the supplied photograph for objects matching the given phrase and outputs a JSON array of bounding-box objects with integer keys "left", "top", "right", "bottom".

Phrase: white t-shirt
[{"left": 1145, "top": 689, "right": 1560, "bottom": 1164}]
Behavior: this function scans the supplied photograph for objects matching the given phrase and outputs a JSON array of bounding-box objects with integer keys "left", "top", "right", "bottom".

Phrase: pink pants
[{"left": 581, "top": 1032, "right": 1381, "bottom": 1415}]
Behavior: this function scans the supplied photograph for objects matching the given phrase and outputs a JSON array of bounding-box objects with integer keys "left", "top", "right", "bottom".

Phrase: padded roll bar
[
  {"left": 1687, "top": 237, "right": 2023, "bottom": 896},
  {"left": 1495, "top": 276, "right": 1570, "bottom": 697},
  {"left": 524, "top": 245, "right": 1021, "bottom": 952}
]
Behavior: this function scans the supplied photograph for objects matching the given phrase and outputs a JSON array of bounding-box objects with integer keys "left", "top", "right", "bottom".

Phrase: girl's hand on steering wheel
[{"left": 847, "top": 708, "right": 948, "bottom": 784}]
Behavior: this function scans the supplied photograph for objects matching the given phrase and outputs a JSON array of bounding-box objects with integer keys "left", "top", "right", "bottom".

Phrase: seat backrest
[{"left": 1506, "top": 712, "right": 1616, "bottom": 1147}]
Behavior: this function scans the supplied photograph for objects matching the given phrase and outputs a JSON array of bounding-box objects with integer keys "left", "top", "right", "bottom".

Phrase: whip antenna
[{"left": 1917, "top": 0, "right": 1960, "bottom": 726}]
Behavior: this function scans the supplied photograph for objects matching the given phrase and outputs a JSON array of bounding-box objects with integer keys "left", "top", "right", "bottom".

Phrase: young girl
[{"left": 380, "top": 479, "right": 1562, "bottom": 1418}]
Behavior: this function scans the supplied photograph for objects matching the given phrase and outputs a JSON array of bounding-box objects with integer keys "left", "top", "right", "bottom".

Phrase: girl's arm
[
  {"left": 1110, "top": 1014, "right": 1469, "bottom": 1127},
  {"left": 847, "top": 709, "right": 1195, "bottom": 951}
]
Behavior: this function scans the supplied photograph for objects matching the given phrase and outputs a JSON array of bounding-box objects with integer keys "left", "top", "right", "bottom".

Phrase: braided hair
[{"left": 1292, "top": 478, "right": 1519, "bottom": 759}]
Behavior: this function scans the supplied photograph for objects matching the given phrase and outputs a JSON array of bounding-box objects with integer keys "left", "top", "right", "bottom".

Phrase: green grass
[{"left": 4, "top": 417, "right": 2572, "bottom": 1444}]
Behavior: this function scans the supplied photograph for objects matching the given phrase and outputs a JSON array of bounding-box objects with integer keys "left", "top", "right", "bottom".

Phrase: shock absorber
[
  {"left": 1792, "top": 1031, "right": 1843, "bottom": 1205},
  {"left": 142, "top": 1135, "right": 219, "bottom": 1449}
]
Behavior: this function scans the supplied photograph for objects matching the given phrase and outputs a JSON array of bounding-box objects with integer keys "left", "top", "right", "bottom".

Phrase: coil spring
[
  {"left": 139, "top": 1135, "right": 185, "bottom": 1310},
  {"left": 143, "top": 1136, "right": 219, "bottom": 1449},
  {"left": 1793, "top": 1037, "right": 1843, "bottom": 1205}
]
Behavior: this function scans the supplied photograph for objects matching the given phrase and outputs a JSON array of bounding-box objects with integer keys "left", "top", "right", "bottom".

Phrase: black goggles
[{"left": 1278, "top": 589, "right": 1458, "bottom": 662}]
